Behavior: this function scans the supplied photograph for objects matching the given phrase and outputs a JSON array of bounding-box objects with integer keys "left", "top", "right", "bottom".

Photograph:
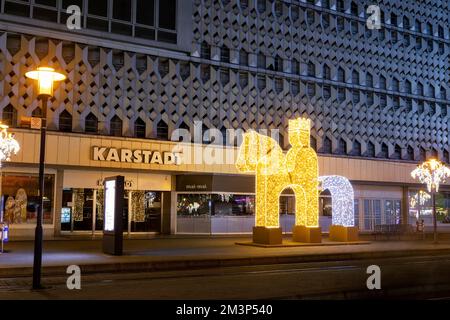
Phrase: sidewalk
[{"left": 2, "top": 236, "right": 450, "bottom": 277}]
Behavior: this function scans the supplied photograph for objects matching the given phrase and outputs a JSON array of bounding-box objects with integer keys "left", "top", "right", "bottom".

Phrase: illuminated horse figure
[
  {"left": 319, "top": 175, "right": 359, "bottom": 241},
  {"left": 236, "top": 118, "right": 321, "bottom": 244}
]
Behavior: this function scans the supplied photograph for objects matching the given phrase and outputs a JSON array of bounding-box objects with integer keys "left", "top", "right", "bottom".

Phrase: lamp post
[
  {"left": 25, "top": 67, "right": 66, "bottom": 289},
  {"left": 411, "top": 159, "right": 450, "bottom": 244},
  {"left": 0, "top": 123, "right": 20, "bottom": 222}
]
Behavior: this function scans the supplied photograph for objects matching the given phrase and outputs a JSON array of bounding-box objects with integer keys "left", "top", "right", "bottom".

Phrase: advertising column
[{"left": 103, "top": 176, "right": 124, "bottom": 255}]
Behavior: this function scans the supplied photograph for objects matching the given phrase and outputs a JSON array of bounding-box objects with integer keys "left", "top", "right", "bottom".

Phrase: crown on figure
[{"left": 288, "top": 117, "right": 311, "bottom": 133}]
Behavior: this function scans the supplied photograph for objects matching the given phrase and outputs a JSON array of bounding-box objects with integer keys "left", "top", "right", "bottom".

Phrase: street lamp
[
  {"left": 0, "top": 123, "right": 20, "bottom": 222},
  {"left": 411, "top": 158, "right": 450, "bottom": 244},
  {"left": 25, "top": 67, "right": 66, "bottom": 289}
]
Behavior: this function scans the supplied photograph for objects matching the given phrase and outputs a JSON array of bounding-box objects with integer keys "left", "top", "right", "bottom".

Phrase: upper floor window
[
  {"left": 239, "top": 50, "right": 248, "bottom": 66},
  {"left": 59, "top": 110, "right": 72, "bottom": 132},
  {"left": 135, "top": 117, "right": 146, "bottom": 138},
  {"left": 156, "top": 119, "right": 168, "bottom": 140},
  {"left": 274, "top": 55, "right": 283, "bottom": 72},
  {"left": 336, "top": 0, "right": 344, "bottom": 13},
  {"left": 110, "top": 115, "right": 122, "bottom": 137},
  {"left": 220, "top": 46, "right": 230, "bottom": 63},
  {"left": 85, "top": 113, "right": 98, "bottom": 134},
  {"left": 2, "top": 104, "right": 17, "bottom": 127},
  {"left": 4, "top": 0, "right": 178, "bottom": 44},
  {"left": 350, "top": 2, "right": 358, "bottom": 16}
]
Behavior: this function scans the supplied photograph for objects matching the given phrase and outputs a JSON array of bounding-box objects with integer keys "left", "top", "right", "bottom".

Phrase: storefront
[{"left": 3, "top": 128, "right": 450, "bottom": 239}]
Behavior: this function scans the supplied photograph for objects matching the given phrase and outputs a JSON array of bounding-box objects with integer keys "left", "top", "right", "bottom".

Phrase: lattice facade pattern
[{"left": 0, "top": 0, "right": 449, "bottom": 162}]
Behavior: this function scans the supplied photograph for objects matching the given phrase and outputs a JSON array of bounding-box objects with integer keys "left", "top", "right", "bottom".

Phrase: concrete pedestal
[
  {"left": 253, "top": 226, "right": 283, "bottom": 245},
  {"left": 329, "top": 225, "right": 359, "bottom": 242},
  {"left": 292, "top": 225, "right": 322, "bottom": 243}
]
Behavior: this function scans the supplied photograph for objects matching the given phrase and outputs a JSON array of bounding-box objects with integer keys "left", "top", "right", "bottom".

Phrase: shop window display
[{"left": 2, "top": 173, "right": 54, "bottom": 224}]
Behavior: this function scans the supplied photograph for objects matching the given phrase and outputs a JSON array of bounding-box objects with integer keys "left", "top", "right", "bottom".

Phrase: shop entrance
[{"left": 61, "top": 188, "right": 162, "bottom": 234}]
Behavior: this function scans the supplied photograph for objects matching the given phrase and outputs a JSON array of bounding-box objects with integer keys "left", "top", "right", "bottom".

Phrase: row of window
[
  {"left": 224, "top": 0, "right": 448, "bottom": 40},
  {"left": 318, "top": 137, "right": 447, "bottom": 163},
  {"left": 2, "top": 0, "right": 177, "bottom": 44},
  {"left": 200, "top": 43, "right": 447, "bottom": 98},
  {"left": 196, "top": 64, "right": 448, "bottom": 101},
  {"left": 2, "top": 104, "right": 449, "bottom": 162}
]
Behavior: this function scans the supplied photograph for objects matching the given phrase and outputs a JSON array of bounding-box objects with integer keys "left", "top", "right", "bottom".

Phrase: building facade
[{"left": 0, "top": 0, "right": 448, "bottom": 238}]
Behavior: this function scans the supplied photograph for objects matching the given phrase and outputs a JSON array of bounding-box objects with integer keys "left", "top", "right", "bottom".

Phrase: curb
[{"left": 2, "top": 247, "right": 450, "bottom": 278}]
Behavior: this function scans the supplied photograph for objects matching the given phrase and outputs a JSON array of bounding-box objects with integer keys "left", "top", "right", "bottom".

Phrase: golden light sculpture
[{"left": 236, "top": 118, "right": 320, "bottom": 244}]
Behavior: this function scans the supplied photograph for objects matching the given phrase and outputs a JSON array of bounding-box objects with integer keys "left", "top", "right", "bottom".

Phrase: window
[
  {"left": 379, "top": 94, "right": 387, "bottom": 107},
  {"left": 136, "top": 0, "right": 154, "bottom": 26},
  {"left": 2, "top": 104, "right": 17, "bottom": 127},
  {"left": 59, "top": 110, "right": 72, "bottom": 132},
  {"left": 379, "top": 75, "right": 386, "bottom": 90},
  {"left": 200, "top": 64, "right": 210, "bottom": 83},
  {"left": 323, "top": 85, "right": 331, "bottom": 100},
  {"left": 220, "top": 68, "right": 230, "bottom": 86},
  {"left": 134, "top": 118, "right": 146, "bottom": 138},
  {"left": 156, "top": 120, "right": 168, "bottom": 140},
  {"left": 239, "top": 72, "right": 248, "bottom": 88},
  {"left": 425, "top": 22, "right": 432, "bottom": 35},
  {"left": 158, "top": 58, "right": 169, "bottom": 77},
  {"left": 321, "top": 136, "right": 332, "bottom": 154},
  {"left": 220, "top": 46, "right": 230, "bottom": 63},
  {"left": 366, "top": 73, "right": 373, "bottom": 87},
  {"left": 2, "top": 173, "right": 55, "bottom": 225},
  {"left": 158, "top": 0, "right": 176, "bottom": 30},
  {"left": 392, "top": 145, "right": 401, "bottom": 159},
  {"left": 366, "top": 92, "right": 374, "bottom": 105},
  {"left": 391, "top": 30, "right": 398, "bottom": 43},
  {"left": 403, "top": 16, "right": 410, "bottom": 29},
  {"left": 428, "top": 85, "right": 435, "bottom": 98},
  {"left": 417, "top": 100, "right": 424, "bottom": 113},
  {"left": 307, "top": 62, "right": 315, "bottom": 77},
  {"left": 257, "top": 53, "right": 266, "bottom": 68},
  {"left": 350, "top": 21, "right": 358, "bottom": 35},
  {"left": 366, "top": 141, "right": 375, "bottom": 157},
  {"left": 274, "top": 1, "right": 283, "bottom": 18},
  {"left": 438, "top": 26, "right": 444, "bottom": 38},
  {"left": 391, "top": 13, "right": 397, "bottom": 26},
  {"left": 336, "top": 0, "right": 344, "bottom": 13},
  {"left": 257, "top": 75, "right": 266, "bottom": 90},
  {"left": 292, "top": 59, "right": 300, "bottom": 74},
  {"left": 415, "top": 19, "right": 421, "bottom": 32},
  {"left": 415, "top": 36, "right": 422, "bottom": 50},
  {"left": 337, "top": 67, "right": 345, "bottom": 83},
  {"left": 85, "top": 113, "right": 98, "bottom": 134},
  {"left": 32, "top": 107, "right": 42, "bottom": 118},
  {"left": 201, "top": 42, "right": 210, "bottom": 59},
  {"left": 274, "top": 55, "right": 283, "bottom": 72},
  {"left": 403, "top": 34, "right": 410, "bottom": 47},
  {"left": 352, "top": 70, "right": 359, "bottom": 85},
  {"left": 257, "top": 0, "right": 266, "bottom": 13},
  {"left": 419, "top": 147, "right": 426, "bottom": 161},
  {"left": 350, "top": 2, "right": 358, "bottom": 15},
  {"left": 392, "top": 78, "right": 399, "bottom": 92},
  {"left": 239, "top": 50, "right": 248, "bottom": 66},
  {"left": 110, "top": 115, "right": 122, "bottom": 136},
  {"left": 405, "top": 80, "right": 412, "bottom": 94},
  {"left": 378, "top": 30, "right": 385, "bottom": 41},
  {"left": 380, "top": 143, "right": 389, "bottom": 158},
  {"left": 427, "top": 39, "right": 433, "bottom": 52},
  {"left": 336, "top": 16, "right": 345, "bottom": 32},
  {"left": 440, "top": 87, "right": 447, "bottom": 100},
  {"left": 323, "top": 65, "right": 331, "bottom": 80},
  {"left": 336, "top": 138, "right": 346, "bottom": 155},
  {"left": 275, "top": 78, "right": 284, "bottom": 94},
  {"left": 113, "top": 0, "right": 131, "bottom": 21},
  {"left": 321, "top": 14, "right": 330, "bottom": 29},
  {"left": 352, "top": 90, "right": 360, "bottom": 103},
  {"left": 291, "top": 81, "right": 300, "bottom": 96},
  {"left": 291, "top": 5, "right": 299, "bottom": 21},
  {"left": 417, "top": 83, "right": 424, "bottom": 96},
  {"left": 406, "top": 146, "right": 414, "bottom": 160},
  {"left": 306, "top": 10, "right": 315, "bottom": 25},
  {"left": 338, "top": 87, "right": 346, "bottom": 102},
  {"left": 351, "top": 140, "right": 361, "bottom": 156},
  {"left": 307, "top": 82, "right": 315, "bottom": 97},
  {"left": 179, "top": 61, "right": 190, "bottom": 81}
]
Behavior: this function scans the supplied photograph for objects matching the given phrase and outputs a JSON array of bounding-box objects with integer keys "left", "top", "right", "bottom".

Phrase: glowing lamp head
[
  {"left": 288, "top": 118, "right": 311, "bottom": 147},
  {"left": 25, "top": 67, "right": 66, "bottom": 98}
]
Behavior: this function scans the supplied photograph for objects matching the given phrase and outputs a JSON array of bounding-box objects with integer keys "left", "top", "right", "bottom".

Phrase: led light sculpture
[
  {"left": 236, "top": 118, "right": 320, "bottom": 244},
  {"left": 319, "top": 175, "right": 359, "bottom": 242}
]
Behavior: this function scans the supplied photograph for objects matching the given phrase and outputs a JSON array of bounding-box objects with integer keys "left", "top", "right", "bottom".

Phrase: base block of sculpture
[
  {"left": 329, "top": 225, "right": 359, "bottom": 242},
  {"left": 253, "top": 226, "right": 283, "bottom": 245},
  {"left": 292, "top": 225, "right": 322, "bottom": 243}
]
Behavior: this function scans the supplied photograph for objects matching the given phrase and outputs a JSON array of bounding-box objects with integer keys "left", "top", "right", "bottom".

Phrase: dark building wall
[{"left": 0, "top": 0, "right": 448, "bottom": 162}]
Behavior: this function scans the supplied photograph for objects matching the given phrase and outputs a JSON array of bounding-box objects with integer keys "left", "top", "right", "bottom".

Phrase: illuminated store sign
[{"left": 93, "top": 147, "right": 182, "bottom": 165}]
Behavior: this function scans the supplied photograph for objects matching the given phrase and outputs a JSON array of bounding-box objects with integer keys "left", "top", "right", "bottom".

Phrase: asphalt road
[{"left": 2, "top": 254, "right": 450, "bottom": 300}]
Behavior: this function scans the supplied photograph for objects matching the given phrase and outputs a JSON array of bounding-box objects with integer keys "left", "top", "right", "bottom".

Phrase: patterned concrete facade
[{"left": 0, "top": 0, "right": 448, "bottom": 162}]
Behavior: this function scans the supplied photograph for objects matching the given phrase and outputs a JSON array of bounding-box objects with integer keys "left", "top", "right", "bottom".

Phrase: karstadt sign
[{"left": 92, "top": 147, "right": 182, "bottom": 165}]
